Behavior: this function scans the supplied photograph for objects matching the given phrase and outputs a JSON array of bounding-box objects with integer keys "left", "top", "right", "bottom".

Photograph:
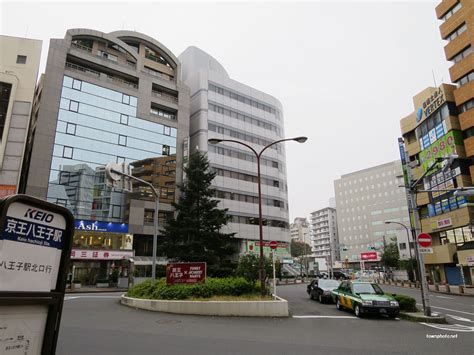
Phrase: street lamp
[
  {"left": 384, "top": 220, "right": 417, "bottom": 282},
  {"left": 209, "top": 136, "right": 308, "bottom": 296}
]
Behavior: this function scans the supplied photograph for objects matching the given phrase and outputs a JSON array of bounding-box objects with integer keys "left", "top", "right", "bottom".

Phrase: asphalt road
[{"left": 55, "top": 285, "right": 473, "bottom": 355}]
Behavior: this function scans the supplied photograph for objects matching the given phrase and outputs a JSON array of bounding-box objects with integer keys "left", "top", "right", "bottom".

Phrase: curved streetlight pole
[
  {"left": 209, "top": 136, "right": 307, "bottom": 296},
  {"left": 384, "top": 220, "right": 417, "bottom": 282}
]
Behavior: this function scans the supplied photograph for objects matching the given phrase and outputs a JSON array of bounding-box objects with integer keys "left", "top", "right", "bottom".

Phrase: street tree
[
  {"left": 235, "top": 253, "right": 272, "bottom": 284},
  {"left": 290, "top": 239, "right": 311, "bottom": 258},
  {"left": 381, "top": 236, "right": 400, "bottom": 268},
  {"left": 159, "top": 152, "right": 236, "bottom": 265}
]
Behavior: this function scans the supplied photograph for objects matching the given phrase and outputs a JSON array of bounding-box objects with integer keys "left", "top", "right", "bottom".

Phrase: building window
[
  {"left": 16, "top": 55, "right": 27, "bottom": 64},
  {"left": 116, "top": 156, "right": 125, "bottom": 163},
  {"left": 69, "top": 100, "right": 79, "bottom": 112},
  {"left": 163, "top": 125, "right": 171, "bottom": 136},
  {"left": 451, "top": 46, "right": 472, "bottom": 64},
  {"left": 441, "top": 1, "right": 461, "bottom": 21},
  {"left": 122, "top": 94, "right": 130, "bottom": 104},
  {"left": 445, "top": 22, "right": 467, "bottom": 42},
  {"left": 162, "top": 145, "right": 170, "bottom": 156},
  {"left": 0, "top": 82, "right": 12, "bottom": 138},
  {"left": 118, "top": 134, "right": 127, "bottom": 146},
  {"left": 72, "top": 79, "right": 82, "bottom": 91},
  {"left": 120, "top": 114, "right": 129, "bottom": 125},
  {"left": 66, "top": 123, "right": 76, "bottom": 135},
  {"left": 399, "top": 243, "right": 406, "bottom": 250},
  {"left": 63, "top": 146, "right": 73, "bottom": 159},
  {"left": 456, "top": 72, "right": 474, "bottom": 87}
]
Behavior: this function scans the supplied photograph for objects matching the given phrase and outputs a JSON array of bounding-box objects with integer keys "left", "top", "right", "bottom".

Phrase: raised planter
[
  {"left": 121, "top": 294, "right": 289, "bottom": 317},
  {"left": 73, "top": 283, "right": 82, "bottom": 289},
  {"left": 96, "top": 282, "right": 109, "bottom": 288}
]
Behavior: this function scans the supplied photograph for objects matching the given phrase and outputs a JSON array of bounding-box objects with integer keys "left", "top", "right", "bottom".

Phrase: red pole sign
[
  {"left": 269, "top": 240, "right": 278, "bottom": 250},
  {"left": 417, "top": 233, "right": 432, "bottom": 248}
]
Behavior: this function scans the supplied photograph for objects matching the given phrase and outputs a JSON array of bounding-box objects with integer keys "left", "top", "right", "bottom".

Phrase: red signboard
[
  {"left": 166, "top": 262, "right": 206, "bottom": 285},
  {"left": 417, "top": 233, "right": 432, "bottom": 248},
  {"left": 360, "top": 252, "right": 378, "bottom": 261},
  {"left": 269, "top": 241, "right": 278, "bottom": 250}
]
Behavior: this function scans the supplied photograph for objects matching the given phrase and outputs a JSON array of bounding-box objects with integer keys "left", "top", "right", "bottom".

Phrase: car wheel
[
  {"left": 354, "top": 304, "right": 362, "bottom": 318},
  {"left": 336, "top": 298, "right": 343, "bottom": 310},
  {"left": 318, "top": 293, "right": 323, "bottom": 303},
  {"left": 309, "top": 292, "right": 313, "bottom": 300}
]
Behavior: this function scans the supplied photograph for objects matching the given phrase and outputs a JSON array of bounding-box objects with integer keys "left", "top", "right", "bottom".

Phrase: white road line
[
  {"left": 435, "top": 296, "right": 453, "bottom": 299},
  {"left": 292, "top": 315, "right": 357, "bottom": 319},
  {"left": 64, "top": 295, "right": 122, "bottom": 300},
  {"left": 416, "top": 303, "right": 474, "bottom": 316},
  {"left": 447, "top": 314, "right": 474, "bottom": 323},
  {"left": 420, "top": 322, "right": 474, "bottom": 332}
]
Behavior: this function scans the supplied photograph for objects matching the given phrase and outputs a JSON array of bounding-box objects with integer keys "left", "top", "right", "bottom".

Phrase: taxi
[{"left": 331, "top": 280, "right": 399, "bottom": 318}]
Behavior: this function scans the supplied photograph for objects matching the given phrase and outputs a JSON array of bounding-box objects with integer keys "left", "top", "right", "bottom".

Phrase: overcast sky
[{"left": 1, "top": 0, "right": 450, "bottom": 221}]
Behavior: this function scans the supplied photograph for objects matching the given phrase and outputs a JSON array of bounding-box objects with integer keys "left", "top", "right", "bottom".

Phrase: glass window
[
  {"left": 62, "top": 146, "right": 73, "bottom": 159},
  {"left": 72, "top": 79, "right": 82, "bottom": 91},
  {"left": 69, "top": 101, "right": 79, "bottom": 112},
  {"left": 66, "top": 123, "right": 76, "bottom": 135},
  {"left": 116, "top": 156, "right": 125, "bottom": 163},
  {"left": 120, "top": 114, "right": 129, "bottom": 125},
  {"left": 164, "top": 126, "right": 171, "bottom": 136},
  {"left": 162, "top": 145, "right": 170, "bottom": 156},
  {"left": 122, "top": 94, "right": 130, "bottom": 105},
  {"left": 16, "top": 55, "right": 27, "bottom": 64},
  {"left": 118, "top": 134, "right": 127, "bottom": 146}
]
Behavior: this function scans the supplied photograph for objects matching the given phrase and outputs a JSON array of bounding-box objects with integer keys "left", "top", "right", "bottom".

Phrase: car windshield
[
  {"left": 319, "top": 280, "right": 340, "bottom": 288},
  {"left": 353, "top": 283, "right": 384, "bottom": 295}
]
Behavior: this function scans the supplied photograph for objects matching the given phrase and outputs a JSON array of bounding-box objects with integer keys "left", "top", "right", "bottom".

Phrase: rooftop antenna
[
  {"left": 25, "top": 25, "right": 29, "bottom": 38},
  {"left": 432, "top": 69, "right": 437, "bottom": 87}
]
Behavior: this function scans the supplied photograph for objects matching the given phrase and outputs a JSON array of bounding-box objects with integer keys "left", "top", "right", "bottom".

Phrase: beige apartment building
[{"left": 0, "top": 35, "right": 41, "bottom": 196}]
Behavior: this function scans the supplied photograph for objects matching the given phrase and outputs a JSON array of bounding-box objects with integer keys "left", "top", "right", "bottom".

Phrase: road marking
[
  {"left": 420, "top": 322, "right": 474, "bottom": 332},
  {"left": 292, "top": 315, "right": 357, "bottom": 319},
  {"left": 64, "top": 295, "right": 122, "bottom": 300},
  {"left": 416, "top": 303, "right": 474, "bottom": 316},
  {"left": 435, "top": 296, "right": 453, "bottom": 299},
  {"left": 447, "top": 314, "right": 474, "bottom": 323}
]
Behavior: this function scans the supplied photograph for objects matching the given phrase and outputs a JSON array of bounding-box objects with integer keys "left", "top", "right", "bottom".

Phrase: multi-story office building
[
  {"left": 290, "top": 217, "right": 309, "bottom": 243},
  {"left": 334, "top": 161, "right": 413, "bottom": 267},
  {"left": 179, "top": 46, "right": 290, "bottom": 257},
  {"left": 309, "top": 207, "right": 340, "bottom": 263},
  {"left": 0, "top": 35, "right": 41, "bottom": 197},
  {"left": 21, "top": 29, "right": 190, "bottom": 284},
  {"left": 400, "top": 83, "right": 473, "bottom": 286}
]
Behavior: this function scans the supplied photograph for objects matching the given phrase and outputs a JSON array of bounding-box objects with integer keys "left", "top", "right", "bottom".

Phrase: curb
[
  {"left": 66, "top": 288, "right": 128, "bottom": 293},
  {"left": 376, "top": 282, "right": 474, "bottom": 298},
  {"left": 399, "top": 312, "right": 447, "bottom": 324}
]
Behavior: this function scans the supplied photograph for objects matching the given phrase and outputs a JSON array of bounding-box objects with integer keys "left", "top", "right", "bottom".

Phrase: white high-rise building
[
  {"left": 310, "top": 207, "right": 340, "bottom": 262},
  {"left": 179, "top": 46, "right": 290, "bottom": 255},
  {"left": 334, "top": 160, "right": 413, "bottom": 266},
  {"left": 290, "top": 217, "right": 309, "bottom": 243}
]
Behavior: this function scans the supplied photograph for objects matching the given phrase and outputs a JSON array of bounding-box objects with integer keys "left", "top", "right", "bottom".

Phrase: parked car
[
  {"left": 331, "top": 281, "right": 399, "bottom": 318},
  {"left": 332, "top": 271, "right": 350, "bottom": 280},
  {"left": 308, "top": 279, "right": 341, "bottom": 303}
]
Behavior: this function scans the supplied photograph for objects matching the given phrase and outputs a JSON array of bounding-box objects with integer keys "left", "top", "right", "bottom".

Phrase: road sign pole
[{"left": 272, "top": 250, "right": 277, "bottom": 299}]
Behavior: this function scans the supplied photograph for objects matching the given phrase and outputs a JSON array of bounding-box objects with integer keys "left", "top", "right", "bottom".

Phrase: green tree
[
  {"left": 159, "top": 152, "right": 236, "bottom": 265},
  {"left": 290, "top": 239, "right": 311, "bottom": 257},
  {"left": 235, "top": 253, "right": 272, "bottom": 284},
  {"left": 381, "top": 237, "right": 400, "bottom": 268}
]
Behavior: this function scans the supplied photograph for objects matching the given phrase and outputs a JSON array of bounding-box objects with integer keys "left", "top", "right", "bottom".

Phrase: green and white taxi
[{"left": 331, "top": 281, "right": 399, "bottom": 318}]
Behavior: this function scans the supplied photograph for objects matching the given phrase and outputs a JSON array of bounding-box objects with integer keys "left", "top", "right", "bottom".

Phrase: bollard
[
  {"left": 445, "top": 284, "right": 450, "bottom": 293},
  {"left": 435, "top": 283, "right": 439, "bottom": 291},
  {"left": 459, "top": 285, "right": 464, "bottom": 294}
]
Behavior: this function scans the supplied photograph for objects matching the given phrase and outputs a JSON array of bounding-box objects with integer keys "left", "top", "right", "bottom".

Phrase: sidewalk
[{"left": 66, "top": 287, "right": 127, "bottom": 293}]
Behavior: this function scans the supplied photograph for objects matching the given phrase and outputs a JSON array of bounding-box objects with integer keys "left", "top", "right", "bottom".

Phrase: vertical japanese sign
[{"left": 0, "top": 202, "right": 66, "bottom": 292}]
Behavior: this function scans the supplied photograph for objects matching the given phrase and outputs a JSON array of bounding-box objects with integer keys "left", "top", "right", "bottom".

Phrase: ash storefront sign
[
  {"left": 0, "top": 195, "right": 74, "bottom": 355},
  {"left": 166, "top": 262, "right": 206, "bottom": 285}
]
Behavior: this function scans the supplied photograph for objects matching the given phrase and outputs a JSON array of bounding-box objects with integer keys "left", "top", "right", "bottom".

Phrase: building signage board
[
  {"left": 74, "top": 219, "right": 129, "bottom": 233},
  {"left": 166, "top": 262, "right": 206, "bottom": 285},
  {"left": 467, "top": 256, "right": 474, "bottom": 266},
  {"left": 416, "top": 86, "right": 446, "bottom": 123},
  {"left": 0, "top": 195, "right": 74, "bottom": 355},
  {"left": 0, "top": 202, "right": 66, "bottom": 292},
  {"left": 360, "top": 252, "right": 378, "bottom": 261},
  {"left": 247, "top": 241, "right": 289, "bottom": 256},
  {"left": 419, "top": 248, "right": 434, "bottom": 254},
  {"left": 70, "top": 249, "right": 133, "bottom": 260},
  {"left": 0, "top": 185, "right": 16, "bottom": 198},
  {"left": 419, "top": 131, "right": 463, "bottom": 172}
]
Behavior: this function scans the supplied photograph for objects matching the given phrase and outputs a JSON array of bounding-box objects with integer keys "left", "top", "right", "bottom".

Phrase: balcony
[
  {"left": 65, "top": 62, "right": 138, "bottom": 90},
  {"left": 142, "top": 67, "right": 175, "bottom": 82},
  {"left": 152, "top": 90, "right": 178, "bottom": 104},
  {"left": 71, "top": 42, "right": 137, "bottom": 70},
  {"left": 423, "top": 243, "right": 457, "bottom": 264}
]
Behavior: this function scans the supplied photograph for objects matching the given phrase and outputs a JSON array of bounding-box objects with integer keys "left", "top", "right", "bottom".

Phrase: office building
[
  {"left": 0, "top": 35, "right": 41, "bottom": 197},
  {"left": 179, "top": 46, "right": 290, "bottom": 257},
  {"left": 22, "top": 29, "right": 190, "bottom": 284},
  {"left": 309, "top": 207, "right": 340, "bottom": 263},
  {"left": 334, "top": 161, "right": 413, "bottom": 267},
  {"left": 400, "top": 83, "right": 473, "bottom": 286},
  {"left": 290, "top": 217, "right": 309, "bottom": 243}
]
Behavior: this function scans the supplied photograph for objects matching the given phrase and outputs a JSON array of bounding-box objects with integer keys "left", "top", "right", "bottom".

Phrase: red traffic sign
[
  {"left": 417, "top": 233, "right": 432, "bottom": 248},
  {"left": 269, "top": 241, "right": 278, "bottom": 250}
]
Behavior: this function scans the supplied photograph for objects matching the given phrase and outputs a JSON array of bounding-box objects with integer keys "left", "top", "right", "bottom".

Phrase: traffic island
[
  {"left": 399, "top": 311, "right": 447, "bottom": 324},
  {"left": 121, "top": 294, "right": 289, "bottom": 317}
]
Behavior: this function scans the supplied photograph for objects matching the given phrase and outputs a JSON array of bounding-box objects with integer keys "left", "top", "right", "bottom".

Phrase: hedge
[
  {"left": 127, "top": 277, "right": 260, "bottom": 300},
  {"left": 390, "top": 294, "right": 417, "bottom": 312}
]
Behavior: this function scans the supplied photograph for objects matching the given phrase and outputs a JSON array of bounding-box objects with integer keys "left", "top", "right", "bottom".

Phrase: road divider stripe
[
  {"left": 416, "top": 303, "right": 474, "bottom": 316},
  {"left": 292, "top": 315, "right": 357, "bottom": 319}
]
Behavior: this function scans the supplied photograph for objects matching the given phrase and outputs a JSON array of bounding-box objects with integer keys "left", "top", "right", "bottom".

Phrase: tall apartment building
[
  {"left": 21, "top": 29, "right": 190, "bottom": 284},
  {"left": 0, "top": 35, "right": 41, "bottom": 196},
  {"left": 290, "top": 217, "right": 309, "bottom": 243},
  {"left": 309, "top": 207, "right": 340, "bottom": 263},
  {"left": 179, "top": 46, "right": 290, "bottom": 257},
  {"left": 334, "top": 161, "right": 413, "bottom": 267}
]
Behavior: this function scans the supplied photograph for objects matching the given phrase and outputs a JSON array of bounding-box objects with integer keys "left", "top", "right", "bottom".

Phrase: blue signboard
[
  {"left": 435, "top": 122, "right": 445, "bottom": 140},
  {"left": 74, "top": 220, "right": 128, "bottom": 233},
  {"left": 427, "top": 204, "right": 436, "bottom": 217}
]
